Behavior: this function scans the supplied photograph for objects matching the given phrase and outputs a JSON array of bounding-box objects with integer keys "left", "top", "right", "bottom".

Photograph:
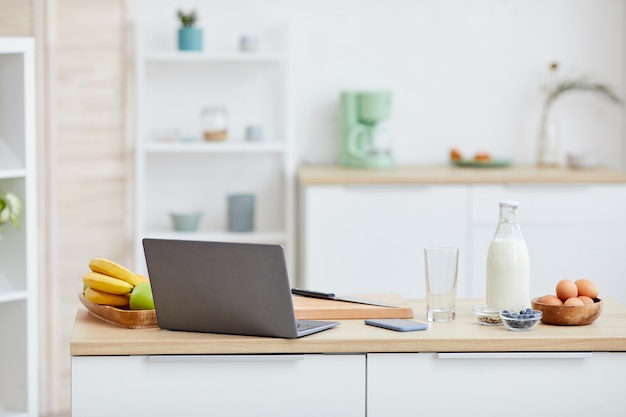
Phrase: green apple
[{"left": 129, "top": 282, "right": 155, "bottom": 310}]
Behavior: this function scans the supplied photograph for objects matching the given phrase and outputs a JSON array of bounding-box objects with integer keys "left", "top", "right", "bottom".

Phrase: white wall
[{"left": 135, "top": 0, "right": 624, "bottom": 168}]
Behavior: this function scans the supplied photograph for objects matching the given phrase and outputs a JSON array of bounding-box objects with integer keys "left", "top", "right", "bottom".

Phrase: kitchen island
[{"left": 71, "top": 298, "right": 626, "bottom": 416}]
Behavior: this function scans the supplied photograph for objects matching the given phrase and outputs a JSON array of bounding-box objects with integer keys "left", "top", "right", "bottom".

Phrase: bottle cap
[{"left": 499, "top": 200, "right": 519, "bottom": 207}]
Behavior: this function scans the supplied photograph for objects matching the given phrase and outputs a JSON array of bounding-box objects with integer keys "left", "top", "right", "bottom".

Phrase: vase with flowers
[
  {"left": 0, "top": 192, "right": 21, "bottom": 239},
  {"left": 537, "top": 62, "right": 621, "bottom": 167}
]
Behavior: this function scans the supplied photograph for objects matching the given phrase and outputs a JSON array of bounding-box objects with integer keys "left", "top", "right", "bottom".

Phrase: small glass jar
[{"left": 201, "top": 107, "right": 228, "bottom": 141}]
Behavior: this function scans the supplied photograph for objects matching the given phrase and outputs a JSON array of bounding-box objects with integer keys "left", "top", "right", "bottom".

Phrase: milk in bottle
[{"left": 486, "top": 200, "right": 530, "bottom": 311}]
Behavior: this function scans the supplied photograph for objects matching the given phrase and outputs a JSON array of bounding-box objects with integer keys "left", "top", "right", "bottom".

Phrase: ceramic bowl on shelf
[
  {"left": 170, "top": 210, "right": 202, "bottom": 232},
  {"left": 472, "top": 305, "right": 513, "bottom": 326},
  {"left": 500, "top": 309, "right": 542, "bottom": 331},
  {"left": 531, "top": 297, "right": 603, "bottom": 326}
]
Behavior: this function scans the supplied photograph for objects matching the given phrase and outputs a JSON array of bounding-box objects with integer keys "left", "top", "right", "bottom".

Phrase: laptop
[{"left": 142, "top": 238, "right": 340, "bottom": 338}]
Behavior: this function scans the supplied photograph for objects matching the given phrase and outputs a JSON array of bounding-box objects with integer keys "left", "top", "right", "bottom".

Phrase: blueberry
[{"left": 526, "top": 308, "right": 533, "bottom": 314}]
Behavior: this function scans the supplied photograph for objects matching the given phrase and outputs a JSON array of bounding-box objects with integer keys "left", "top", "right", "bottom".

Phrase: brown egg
[
  {"left": 578, "top": 296, "right": 595, "bottom": 305},
  {"left": 556, "top": 279, "right": 578, "bottom": 302},
  {"left": 540, "top": 294, "right": 563, "bottom": 305},
  {"left": 575, "top": 279, "right": 599, "bottom": 299},
  {"left": 564, "top": 297, "right": 585, "bottom": 306}
]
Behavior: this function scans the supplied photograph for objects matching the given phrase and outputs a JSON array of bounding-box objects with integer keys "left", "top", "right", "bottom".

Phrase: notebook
[{"left": 142, "top": 238, "right": 340, "bottom": 338}]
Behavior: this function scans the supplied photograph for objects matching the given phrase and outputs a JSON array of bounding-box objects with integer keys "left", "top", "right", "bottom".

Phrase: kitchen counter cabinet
[
  {"left": 71, "top": 299, "right": 626, "bottom": 416},
  {"left": 367, "top": 352, "right": 624, "bottom": 416},
  {"left": 72, "top": 354, "right": 365, "bottom": 417},
  {"left": 298, "top": 165, "right": 626, "bottom": 304}
]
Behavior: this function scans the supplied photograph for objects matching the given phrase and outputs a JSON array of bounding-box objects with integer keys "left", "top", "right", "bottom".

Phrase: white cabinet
[
  {"left": 134, "top": 29, "right": 294, "bottom": 276},
  {"left": 367, "top": 352, "right": 626, "bottom": 416},
  {"left": 469, "top": 184, "right": 626, "bottom": 302},
  {"left": 0, "top": 37, "right": 38, "bottom": 417},
  {"left": 72, "top": 354, "right": 365, "bottom": 417},
  {"left": 301, "top": 181, "right": 626, "bottom": 305},
  {"left": 73, "top": 350, "right": 625, "bottom": 417},
  {"left": 300, "top": 185, "right": 469, "bottom": 297}
]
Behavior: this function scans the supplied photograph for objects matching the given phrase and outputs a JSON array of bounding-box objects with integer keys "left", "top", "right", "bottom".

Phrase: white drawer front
[
  {"left": 367, "top": 352, "right": 626, "bottom": 416},
  {"left": 72, "top": 354, "right": 365, "bottom": 417},
  {"left": 471, "top": 184, "right": 626, "bottom": 225}
]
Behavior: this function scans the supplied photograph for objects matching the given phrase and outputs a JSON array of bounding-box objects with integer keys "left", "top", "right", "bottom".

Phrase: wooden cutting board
[{"left": 293, "top": 293, "right": 414, "bottom": 320}]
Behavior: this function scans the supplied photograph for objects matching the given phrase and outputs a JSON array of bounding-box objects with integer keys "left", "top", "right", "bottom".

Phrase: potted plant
[
  {"left": 177, "top": 9, "right": 203, "bottom": 51},
  {"left": 0, "top": 192, "right": 21, "bottom": 239}
]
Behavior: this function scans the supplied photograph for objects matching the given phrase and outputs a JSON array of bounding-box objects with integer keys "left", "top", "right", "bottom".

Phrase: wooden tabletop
[
  {"left": 70, "top": 299, "right": 626, "bottom": 356},
  {"left": 298, "top": 164, "right": 626, "bottom": 185}
]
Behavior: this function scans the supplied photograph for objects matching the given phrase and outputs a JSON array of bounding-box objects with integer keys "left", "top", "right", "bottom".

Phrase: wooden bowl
[
  {"left": 531, "top": 297, "right": 603, "bottom": 326},
  {"left": 78, "top": 293, "right": 158, "bottom": 329}
]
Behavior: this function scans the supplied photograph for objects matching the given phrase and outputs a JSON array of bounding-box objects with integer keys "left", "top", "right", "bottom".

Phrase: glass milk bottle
[{"left": 486, "top": 200, "right": 530, "bottom": 311}]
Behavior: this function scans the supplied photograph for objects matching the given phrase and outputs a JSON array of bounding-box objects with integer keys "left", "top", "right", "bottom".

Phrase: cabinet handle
[
  {"left": 437, "top": 352, "right": 592, "bottom": 360},
  {"left": 147, "top": 354, "right": 305, "bottom": 363}
]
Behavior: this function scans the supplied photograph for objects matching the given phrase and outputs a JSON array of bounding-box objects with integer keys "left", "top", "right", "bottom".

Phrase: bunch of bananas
[{"left": 82, "top": 258, "right": 148, "bottom": 309}]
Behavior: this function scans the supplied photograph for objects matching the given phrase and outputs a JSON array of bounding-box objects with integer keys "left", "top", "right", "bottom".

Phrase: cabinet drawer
[
  {"left": 72, "top": 354, "right": 365, "bottom": 417},
  {"left": 471, "top": 184, "right": 626, "bottom": 225},
  {"left": 367, "top": 352, "right": 626, "bottom": 416}
]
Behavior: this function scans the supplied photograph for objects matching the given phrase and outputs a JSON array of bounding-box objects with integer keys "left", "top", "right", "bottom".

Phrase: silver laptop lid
[{"left": 142, "top": 239, "right": 300, "bottom": 338}]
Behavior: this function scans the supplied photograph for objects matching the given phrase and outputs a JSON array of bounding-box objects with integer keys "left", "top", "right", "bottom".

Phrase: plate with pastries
[{"left": 449, "top": 148, "right": 513, "bottom": 168}]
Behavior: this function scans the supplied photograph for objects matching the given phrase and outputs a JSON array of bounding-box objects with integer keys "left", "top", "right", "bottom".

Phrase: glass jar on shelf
[{"left": 201, "top": 106, "right": 228, "bottom": 141}]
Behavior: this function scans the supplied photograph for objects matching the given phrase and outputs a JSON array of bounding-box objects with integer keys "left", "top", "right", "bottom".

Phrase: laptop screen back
[{"left": 142, "top": 239, "right": 299, "bottom": 338}]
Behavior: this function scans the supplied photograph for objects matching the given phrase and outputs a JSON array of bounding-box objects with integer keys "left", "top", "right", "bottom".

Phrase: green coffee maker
[{"left": 340, "top": 91, "right": 394, "bottom": 169}]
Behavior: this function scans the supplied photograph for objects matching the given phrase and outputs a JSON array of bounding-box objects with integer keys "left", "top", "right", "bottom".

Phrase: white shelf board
[
  {"left": 142, "top": 50, "right": 286, "bottom": 63},
  {"left": 0, "top": 290, "right": 27, "bottom": 304},
  {"left": 144, "top": 141, "right": 286, "bottom": 154},
  {"left": 0, "top": 169, "right": 26, "bottom": 179},
  {"left": 142, "top": 229, "right": 287, "bottom": 244}
]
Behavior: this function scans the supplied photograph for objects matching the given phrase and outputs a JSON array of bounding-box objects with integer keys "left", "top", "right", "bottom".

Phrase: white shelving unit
[
  {"left": 0, "top": 37, "right": 38, "bottom": 417},
  {"left": 134, "top": 28, "right": 295, "bottom": 278}
]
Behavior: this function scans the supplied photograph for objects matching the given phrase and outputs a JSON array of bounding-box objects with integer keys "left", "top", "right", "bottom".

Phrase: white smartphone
[{"left": 364, "top": 319, "right": 428, "bottom": 332}]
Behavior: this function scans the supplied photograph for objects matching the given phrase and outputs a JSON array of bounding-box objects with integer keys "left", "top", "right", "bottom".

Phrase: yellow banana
[
  {"left": 82, "top": 271, "right": 133, "bottom": 295},
  {"left": 89, "top": 257, "right": 143, "bottom": 287},
  {"left": 84, "top": 286, "right": 130, "bottom": 307}
]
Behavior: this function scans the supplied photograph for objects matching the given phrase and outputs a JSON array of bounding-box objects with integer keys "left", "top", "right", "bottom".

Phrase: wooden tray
[
  {"left": 293, "top": 293, "right": 414, "bottom": 320},
  {"left": 78, "top": 293, "right": 158, "bottom": 329}
]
